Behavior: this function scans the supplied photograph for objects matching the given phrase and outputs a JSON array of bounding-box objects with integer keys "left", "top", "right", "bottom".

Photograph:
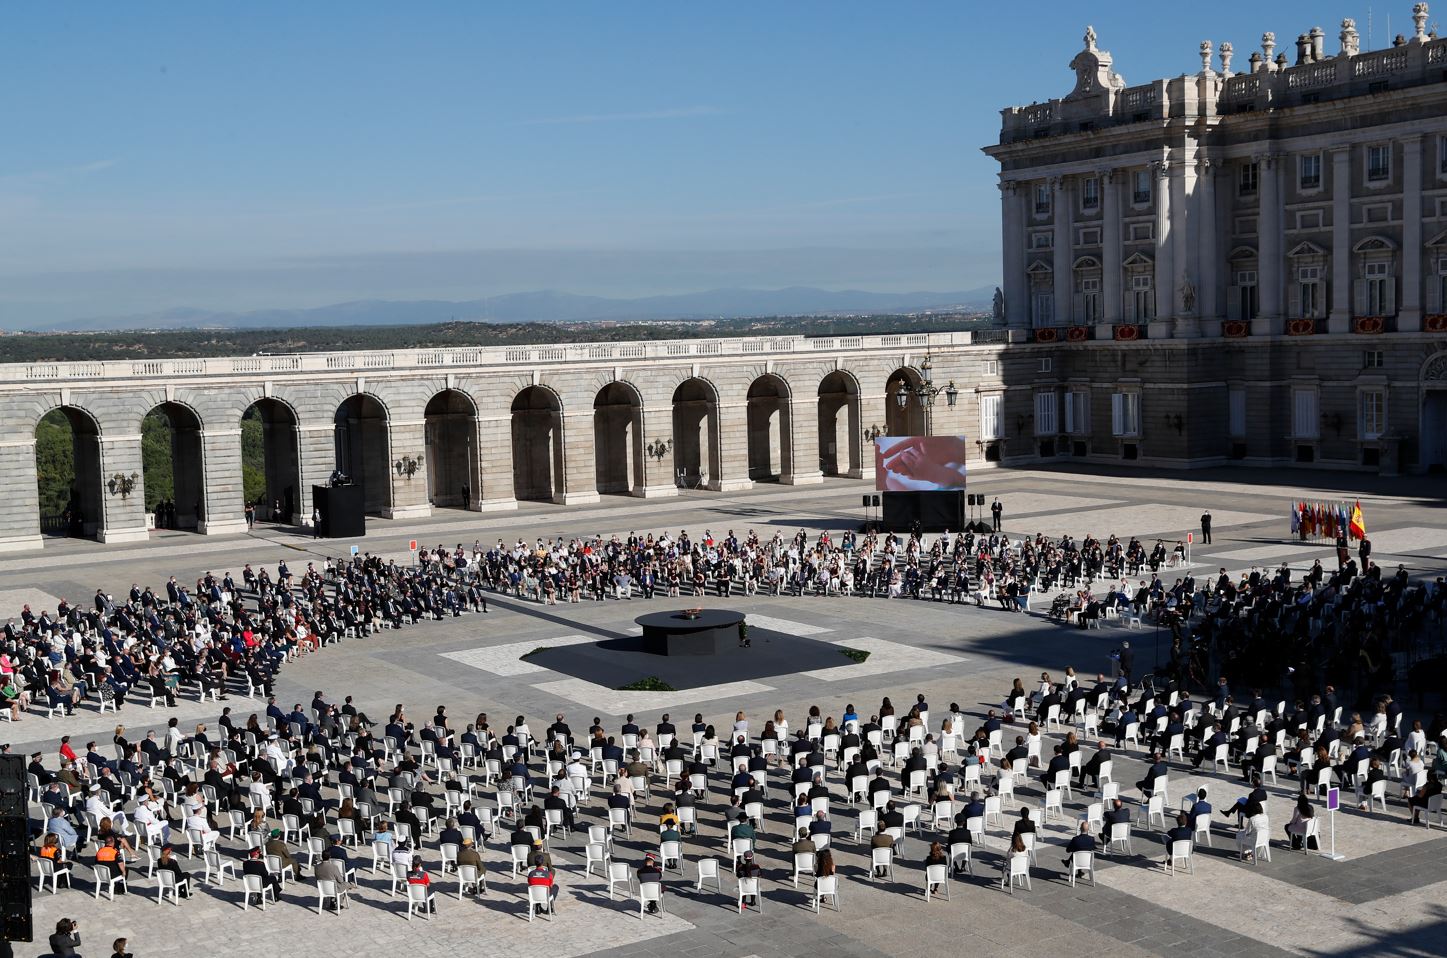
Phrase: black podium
[
  {"left": 882, "top": 490, "right": 964, "bottom": 533},
  {"left": 312, "top": 484, "right": 365, "bottom": 538}
]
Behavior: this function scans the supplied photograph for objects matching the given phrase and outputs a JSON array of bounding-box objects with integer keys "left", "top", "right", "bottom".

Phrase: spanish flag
[{"left": 1349, "top": 500, "right": 1366, "bottom": 540}]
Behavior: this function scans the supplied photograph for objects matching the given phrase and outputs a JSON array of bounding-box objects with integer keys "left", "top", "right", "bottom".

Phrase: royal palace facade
[{"left": 983, "top": 8, "right": 1447, "bottom": 480}]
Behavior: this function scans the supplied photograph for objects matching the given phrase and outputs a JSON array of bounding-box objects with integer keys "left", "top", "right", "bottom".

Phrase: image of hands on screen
[{"left": 874, "top": 436, "right": 969, "bottom": 491}]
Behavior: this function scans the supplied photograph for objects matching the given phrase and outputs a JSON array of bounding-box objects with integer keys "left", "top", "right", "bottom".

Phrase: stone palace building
[{"left": 984, "top": 7, "right": 1447, "bottom": 478}]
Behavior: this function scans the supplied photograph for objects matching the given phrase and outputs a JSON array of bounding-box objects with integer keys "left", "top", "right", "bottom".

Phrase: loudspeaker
[
  {"left": 862, "top": 495, "right": 871, "bottom": 508},
  {"left": 0, "top": 756, "right": 20, "bottom": 819},
  {"left": 871, "top": 495, "right": 880, "bottom": 507}
]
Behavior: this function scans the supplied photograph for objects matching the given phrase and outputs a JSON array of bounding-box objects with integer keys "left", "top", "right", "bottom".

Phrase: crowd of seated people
[{"left": 20, "top": 650, "right": 1447, "bottom": 933}]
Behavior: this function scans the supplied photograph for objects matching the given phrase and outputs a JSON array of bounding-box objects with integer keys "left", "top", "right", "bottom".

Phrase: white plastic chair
[
  {"left": 1067, "top": 850, "right": 1095, "bottom": 886},
  {"left": 36, "top": 857, "right": 72, "bottom": 894},
  {"left": 457, "top": 863, "right": 485, "bottom": 897},
  {"left": 869, "top": 846, "right": 894, "bottom": 881},
  {"left": 606, "top": 861, "right": 633, "bottom": 899},
  {"left": 813, "top": 873, "right": 840, "bottom": 912},
  {"left": 1001, "top": 853, "right": 1031, "bottom": 893},
  {"left": 924, "top": 862, "right": 950, "bottom": 902},
  {"left": 241, "top": 873, "right": 274, "bottom": 910},
  {"left": 525, "top": 882, "right": 554, "bottom": 920},
  {"left": 1166, "top": 839, "right": 1194, "bottom": 875},
  {"left": 736, "top": 875, "right": 762, "bottom": 913},
  {"left": 695, "top": 856, "right": 722, "bottom": 893},
  {"left": 317, "top": 877, "right": 349, "bottom": 913},
  {"left": 638, "top": 880, "right": 664, "bottom": 917}
]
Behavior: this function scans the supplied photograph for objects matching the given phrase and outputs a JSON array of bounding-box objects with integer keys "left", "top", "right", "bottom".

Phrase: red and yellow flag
[{"left": 1349, "top": 500, "right": 1366, "bottom": 540}]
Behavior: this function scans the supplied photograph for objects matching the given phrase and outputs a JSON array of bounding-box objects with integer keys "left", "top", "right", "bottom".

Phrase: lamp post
[
  {"left": 646, "top": 438, "right": 673, "bottom": 463},
  {"left": 108, "top": 472, "right": 139, "bottom": 498},
  {"left": 893, "top": 354, "right": 959, "bottom": 434},
  {"left": 394, "top": 455, "right": 420, "bottom": 479}
]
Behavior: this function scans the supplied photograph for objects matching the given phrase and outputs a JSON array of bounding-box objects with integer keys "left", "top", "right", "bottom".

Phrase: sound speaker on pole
[
  {"left": 861, "top": 495, "right": 870, "bottom": 508},
  {"left": 0, "top": 755, "right": 29, "bottom": 943},
  {"left": 871, "top": 495, "right": 880, "bottom": 507}
]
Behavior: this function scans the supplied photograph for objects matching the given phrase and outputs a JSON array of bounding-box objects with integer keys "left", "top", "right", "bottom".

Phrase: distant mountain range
[{"left": 50, "top": 286, "right": 995, "bottom": 331}]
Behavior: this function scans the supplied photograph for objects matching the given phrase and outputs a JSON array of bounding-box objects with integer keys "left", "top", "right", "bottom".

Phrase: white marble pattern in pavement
[
  {"left": 745, "top": 614, "right": 834, "bottom": 636},
  {"left": 1203, "top": 543, "right": 1316, "bottom": 563},
  {"left": 802, "top": 636, "right": 964, "bottom": 682},
  {"left": 530, "top": 676, "right": 776, "bottom": 714},
  {"left": 439, "top": 635, "right": 595, "bottom": 676},
  {"left": 0, "top": 588, "right": 61, "bottom": 613},
  {"left": 1010, "top": 505, "right": 1277, "bottom": 541},
  {"left": 990, "top": 492, "right": 1121, "bottom": 517},
  {"left": 1364, "top": 525, "right": 1447, "bottom": 556}
]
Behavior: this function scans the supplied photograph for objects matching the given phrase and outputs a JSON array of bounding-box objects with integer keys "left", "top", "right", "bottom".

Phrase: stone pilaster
[
  {"left": 1254, "top": 152, "right": 1283, "bottom": 334},
  {"left": 197, "top": 427, "right": 248, "bottom": 535},
  {"left": 783, "top": 392, "right": 823, "bottom": 485},
  {"left": 1100, "top": 169, "right": 1122, "bottom": 334},
  {"left": 1328, "top": 147, "right": 1352, "bottom": 334},
  {"left": 713, "top": 400, "right": 753, "bottom": 492},
  {"left": 1400, "top": 135, "right": 1423, "bottom": 331},
  {"left": 637, "top": 405, "right": 679, "bottom": 497},
  {"left": 385, "top": 418, "right": 432, "bottom": 519},
  {"left": 475, "top": 414, "right": 518, "bottom": 511},
  {"left": 1051, "top": 176, "right": 1073, "bottom": 325},
  {"left": 0, "top": 440, "right": 43, "bottom": 552},
  {"left": 561, "top": 413, "right": 601, "bottom": 505},
  {"left": 99, "top": 433, "right": 149, "bottom": 544}
]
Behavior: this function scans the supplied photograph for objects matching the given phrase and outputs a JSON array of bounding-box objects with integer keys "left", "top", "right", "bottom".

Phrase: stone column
[
  {"left": 561, "top": 412, "right": 601, "bottom": 505},
  {"left": 1052, "top": 176, "right": 1073, "bottom": 326},
  {"left": 1255, "top": 153, "right": 1283, "bottom": 334},
  {"left": 99, "top": 433, "right": 149, "bottom": 544},
  {"left": 1172, "top": 156, "right": 1200, "bottom": 338},
  {"left": 713, "top": 399, "right": 753, "bottom": 492},
  {"left": 1100, "top": 169, "right": 1122, "bottom": 334},
  {"left": 475, "top": 414, "right": 518, "bottom": 511},
  {"left": 0, "top": 439, "right": 43, "bottom": 552},
  {"left": 1196, "top": 157, "right": 1220, "bottom": 329},
  {"left": 638, "top": 404, "right": 679, "bottom": 497},
  {"left": 1001, "top": 182, "right": 1029, "bottom": 330},
  {"left": 1151, "top": 160, "right": 1175, "bottom": 338},
  {"left": 1401, "top": 135, "right": 1423, "bottom": 331},
  {"left": 783, "top": 391, "right": 823, "bottom": 485},
  {"left": 296, "top": 423, "right": 336, "bottom": 525},
  {"left": 1328, "top": 147, "right": 1352, "bottom": 334},
  {"left": 385, "top": 418, "right": 433, "bottom": 519},
  {"left": 197, "top": 427, "right": 248, "bottom": 535}
]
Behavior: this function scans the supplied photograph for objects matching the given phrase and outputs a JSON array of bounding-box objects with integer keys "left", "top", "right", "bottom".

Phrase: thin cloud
[
  {"left": 517, "top": 105, "right": 723, "bottom": 126},
  {"left": 0, "top": 157, "right": 118, "bottom": 189}
]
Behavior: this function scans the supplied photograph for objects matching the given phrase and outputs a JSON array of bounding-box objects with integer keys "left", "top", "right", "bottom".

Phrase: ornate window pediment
[
  {"left": 1228, "top": 245, "right": 1258, "bottom": 262},
  {"left": 1426, "top": 229, "right": 1447, "bottom": 248},
  {"left": 1026, "top": 260, "right": 1054, "bottom": 274},
  {"left": 1121, "top": 252, "right": 1154, "bottom": 269},
  {"left": 1352, "top": 235, "right": 1397, "bottom": 254},
  {"left": 1072, "top": 256, "right": 1101, "bottom": 270},
  {"left": 1287, "top": 241, "right": 1328, "bottom": 259}
]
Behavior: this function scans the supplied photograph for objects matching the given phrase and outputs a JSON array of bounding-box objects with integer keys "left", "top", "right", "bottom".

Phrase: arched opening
[
  {"left": 425, "top": 389, "right": 479, "bottom": 510},
  {"left": 34, "top": 406, "right": 103, "bottom": 539},
  {"left": 817, "top": 371, "right": 861, "bottom": 478},
  {"left": 142, "top": 402, "right": 205, "bottom": 531},
  {"left": 334, "top": 395, "right": 392, "bottom": 515},
  {"left": 885, "top": 368, "right": 926, "bottom": 436},
  {"left": 511, "top": 386, "right": 564, "bottom": 502},
  {"left": 241, "top": 398, "right": 301, "bottom": 524},
  {"left": 594, "top": 382, "right": 643, "bottom": 495},
  {"left": 671, "top": 378, "right": 719, "bottom": 488},
  {"left": 746, "top": 374, "right": 792, "bottom": 482}
]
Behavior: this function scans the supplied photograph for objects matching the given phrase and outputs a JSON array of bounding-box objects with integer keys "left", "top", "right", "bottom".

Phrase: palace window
[
  {"left": 979, "top": 393, "right": 1003, "bottom": 441},
  {"left": 1238, "top": 162, "right": 1259, "bottom": 197},
  {"left": 1359, "top": 389, "right": 1386, "bottom": 441},
  {"left": 1132, "top": 170, "right": 1151, "bottom": 206},
  {"left": 1064, "top": 390, "right": 1089, "bottom": 435},
  {"left": 1034, "top": 392, "right": 1057, "bottom": 435},
  {"left": 1129, "top": 273, "right": 1154, "bottom": 322},
  {"left": 1295, "top": 266, "right": 1324, "bottom": 319},
  {"left": 1291, "top": 388, "right": 1319, "bottom": 440},
  {"left": 1228, "top": 387, "right": 1246, "bottom": 438},
  {"left": 1366, "top": 144, "right": 1391, "bottom": 182},
  {"left": 1298, "top": 154, "right": 1321, "bottom": 191},
  {"left": 1035, "top": 183, "right": 1052, "bottom": 215},
  {"left": 1081, "top": 177, "right": 1100, "bottom": 212},
  {"left": 1110, "top": 392, "right": 1140, "bottom": 437}
]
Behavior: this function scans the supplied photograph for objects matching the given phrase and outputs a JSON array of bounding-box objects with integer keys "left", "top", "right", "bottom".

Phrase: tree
[
  {"left": 241, "top": 409, "right": 265, "bottom": 505},
  {"left": 33, "top": 410, "right": 76, "bottom": 517}
]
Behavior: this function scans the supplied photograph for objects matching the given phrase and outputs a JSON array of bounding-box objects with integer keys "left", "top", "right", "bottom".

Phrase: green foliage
[
  {"left": 839, "top": 647, "right": 871, "bottom": 663},
  {"left": 615, "top": 676, "right": 677, "bottom": 692},
  {"left": 141, "top": 411, "right": 175, "bottom": 511},
  {"left": 33, "top": 409, "right": 75, "bottom": 516},
  {"left": 0, "top": 314, "right": 990, "bottom": 363},
  {"left": 241, "top": 409, "right": 265, "bottom": 504}
]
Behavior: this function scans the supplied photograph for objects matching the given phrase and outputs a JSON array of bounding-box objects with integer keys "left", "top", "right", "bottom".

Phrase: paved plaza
[{"left": 10, "top": 465, "right": 1447, "bottom": 958}]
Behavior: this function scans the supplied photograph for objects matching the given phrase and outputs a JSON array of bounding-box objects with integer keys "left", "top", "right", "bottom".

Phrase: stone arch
[
  {"left": 241, "top": 396, "right": 302, "bottom": 524},
  {"left": 817, "top": 369, "right": 863, "bottom": 478},
  {"left": 746, "top": 373, "right": 792, "bottom": 482},
  {"left": 671, "top": 377, "right": 720, "bottom": 489},
  {"left": 34, "top": 404, "right": 104, "bottom": 539},
  {"left": 141, "top": 400, "right": 206, "bottom": 531},
  {"left": 334, "top": 393, "right": 393, "bottom": 515},
  {"left": 885, "top": 366, "right": 926, "bottom": 436},
  {"left": 511, "top": 384, "right": 565, "bottom": 502},
  {"left": 593, "top": 380, "right": 644, "bottom": 496},
  {"left": 424, "top": 388, "right": 481, "bottom": 510}
]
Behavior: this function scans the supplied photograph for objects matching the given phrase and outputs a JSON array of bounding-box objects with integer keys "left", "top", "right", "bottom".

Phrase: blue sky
[{"left": 0, "top": 2, "right": 1396, "bottom": 326}]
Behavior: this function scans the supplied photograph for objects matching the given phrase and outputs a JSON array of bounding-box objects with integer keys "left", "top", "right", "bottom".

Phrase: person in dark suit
[
  {"left": 991, "top": 498, "right": 1003, "bottom": 532},
  {"left": 1199, "top": 510, "right": 1212, "bottom": 544},
  {"left": 1194, "top": 724, "right": 1230, "bottom": 768},
  {"left": 1100, "top": 798, "right": 1131, "bottom": 842},
  {"left": 1042, "top": 745, "right": 1070, "bottom": 786},
  {"left": 1079, "top": 742, "right": 1112, "bottom": 787},
  {"left": 1061, "top": 821, "right": 1096, "bottom": 876},
  {"left": 1163, "top": 812, "right": 1194, "bottom": 864},
  {"left": 1136, "top": 752, "right": 1168, "bottom": 796},
  {"left": 1011, "top": 806, "right": 1036, "bottom": 839},
  {"left": 243, "top": 846, "right": 280, "bottom": 902}
]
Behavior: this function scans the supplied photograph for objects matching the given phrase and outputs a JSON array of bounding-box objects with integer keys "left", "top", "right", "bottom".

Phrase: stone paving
[{"left": 11, "top": 465, "right": 1447, "bottom": 958}]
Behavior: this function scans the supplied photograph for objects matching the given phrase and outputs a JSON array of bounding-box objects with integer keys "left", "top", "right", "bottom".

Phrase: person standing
[
  {"left": 244, "top": 502, "right": 255, "bottom": 529},
  {"left": 312, "top": 506, "right": 322, "bottom": 538},
  {"left": 1335, "top": 532, "right": 1350, "bottom": 570},
  {"left": 991, "top": 498, "right": 1003, "bottom": 532},
  {"left": 461, "top": 484, "right": 471, "bottom": 510},
  {"left": 1199, "top": 509, "right": 1212, "bottom": 545},
  {"left": 1358, "top": 535, "right": 1372, "bottom": 572}
]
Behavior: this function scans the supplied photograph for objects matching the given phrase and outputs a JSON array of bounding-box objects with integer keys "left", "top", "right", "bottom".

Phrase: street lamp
[
  {"left": 894, "top": 354, "right": 959, "bottom": 411},
  {"left": 646, "top": 438, "right": 673, "bottom": 462},
  {"left": 394, "top": 455, "right": 420, "bottom": 479},
  {"left": 108, "top": 472, "right": 139, "bottom": 498}
]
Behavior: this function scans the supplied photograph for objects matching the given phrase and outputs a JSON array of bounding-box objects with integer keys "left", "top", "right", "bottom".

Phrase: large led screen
[{"left": 874, "top": 436, "right": 969, "bottom": 491}]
